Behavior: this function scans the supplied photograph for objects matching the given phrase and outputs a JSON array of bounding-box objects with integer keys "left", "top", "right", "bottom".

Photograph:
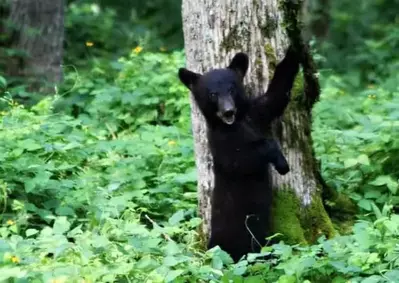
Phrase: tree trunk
[
  {"left": 181, "top": 0, "right": 337, "bottom": 244},
  {"left": 7, "top": 0, "right": 64, "bottom": 91}
]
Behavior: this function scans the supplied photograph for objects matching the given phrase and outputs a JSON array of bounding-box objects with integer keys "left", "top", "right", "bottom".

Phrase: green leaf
[
  {"left": 383, "top": 220, "right": 399, "bottom": 234},
  {"left": 18, "top": 139, "right": 42, "bottom": 151},
  {"left": 361, "top": 275, "right": 384, "bottom": 283},
  {"left": 385, "top": 270, "right": 399, "bottom": 282},
  {"left": 165, "top": 241, "right": 181, "bottom": 256},
  {"left": 357, "top": 154, "right": 370, "bottom": 165},
  {"left": 0, "top": 267, "right": 26, "bottom": 281},
  {"left": 369, "top": 175, "right": 398, "bottom": 194},
  {"left": 358, "top": 199, "right": 372, "bottom": 211},
  {"left": 344, "top": 158, "right": 358, "bottom": 168},
  {"left": 0, "top": 76, "right": 7, "bottom": 88},
  {"left": 165, "top": 269, "right": 184, "bottom": 282},
  {"left": 163, "top": 256, "right": 179, "bottom": 267},
  {"left": 168, "top": 210, "right": 185, "bottom": 225},
  {"left": 26, "top": 228, "right": 39, "bottom": 237},
  {"left": 53, "top": 216, "right": 71, "bottom": 234},
  {"left": 55, "top": 206, "right": 75, "bottom": 216},
  {"left": 277, "top": 275, "right": 296, "bottom": 283},
  {"left": 332, "top": 277, "right": 347, "bottom": 283},
  {"left": 244, "top": 276, "right": 264, "bottom": 283},
  {"left": 364, "top": 190, "right": 381, "bottom": 199},
  {"left": 370, "top": 175, "right": 394, "bottom": 186},
  {"left": 370, "top": 202, "right": 382, "bottom": 219}
]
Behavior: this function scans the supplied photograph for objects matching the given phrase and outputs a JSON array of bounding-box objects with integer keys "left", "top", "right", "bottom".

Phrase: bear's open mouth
[{"left": 219, "top": 110, "right": 236, "bottom": 125}]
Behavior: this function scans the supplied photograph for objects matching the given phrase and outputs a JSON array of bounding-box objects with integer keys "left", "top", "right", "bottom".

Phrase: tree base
[{"left": 272, "top": 186, "right": 357, "bottom": 244}]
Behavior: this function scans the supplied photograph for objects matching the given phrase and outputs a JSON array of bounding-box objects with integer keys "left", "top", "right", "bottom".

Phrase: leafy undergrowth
[
  {"left": 313, "top": 70, "right": 399, "bottom": 218},
  {"left": 0, "top": 50, "right": 399, "bottom": 282}
]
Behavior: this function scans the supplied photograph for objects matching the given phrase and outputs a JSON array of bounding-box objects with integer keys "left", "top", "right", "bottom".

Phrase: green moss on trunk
[
  {"left": 220, "top": 24, "right": 250, "bottom": 52},
  {"left": 264, "top": 43, "right": 277, "bottom": 79},
  {"left": 302, "top": 192, "right": 336, "bottom": 242},
  {"left": 272, "top": 188, "right": 306, "bottom": 244},
  {"left": 272, "top": 188, "right": 336, "bottom": 244}
]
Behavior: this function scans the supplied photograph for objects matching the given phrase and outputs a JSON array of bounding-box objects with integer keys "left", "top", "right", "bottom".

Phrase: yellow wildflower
[
  {"left": 160, "top": 47, "right": 167, "bottom": 52},
  {"left": 6, "top": 219, "right": 15, "bottom": 225},
  {"left": 85, "top": 41, "right": 94, "bottom": 47},
  {"left": 11, "top": 256, "right": 19, "bottom": 263},
  {"left": 168, "top": 140, "right": 177, "bottom": 146},
  {"left": 368, "top": 94, "right": 376, "bottom": 99},
  {"left": 133, "top": 46, "right": 143, "bottom": 54}
]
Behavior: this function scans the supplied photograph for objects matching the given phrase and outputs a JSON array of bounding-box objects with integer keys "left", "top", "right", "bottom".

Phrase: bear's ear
[
  {"left": 178, "top": 68, "right": 201, "bottom": 90},
  {"left": 228, "top": 52, "right": 249, "bottom": 80}
]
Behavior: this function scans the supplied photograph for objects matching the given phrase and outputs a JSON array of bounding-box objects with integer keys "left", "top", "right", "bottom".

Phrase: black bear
[{"left": 178, "top": 45, "right": 300, "bottom": 262}]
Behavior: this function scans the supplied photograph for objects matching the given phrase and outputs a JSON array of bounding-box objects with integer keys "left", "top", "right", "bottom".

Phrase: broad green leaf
[
  {"left": 165, "top": 269, "right": 184, "bottom": 282},
  {"left": 53, "top": 217, "right": 71, "bottom": 235},
  {"left": 55, "top": 206, "right": 75, "bottom": 216},
  {"left": 0, "top": 76, "right": 7, "bottom": 88},
  {"left": 370, "top": 202, "right": 382, "bottom": 219},
  {"left": 364, "top": 190, "right": 381, "bottom": 199},
  {"left": 18, "top": 139, "right": 42, "bottom": 151},
  {"left": 357, "top": 154, "right": 370, "bottom": 165},
  {"left": 358, "top": 199, "right": 372, "bottom": 211},
  {"left": 385, "top": 270, "right": 399, "bottom": 282},
  {"left": 26, "top": 229, "right": 39, "bottom": 237},
  {"left": 168, "top": 210, "right": 185, "bottom": 225},
  {"left": 369, "top": 175, "right": 394, "bottom": 186},
  {"left": 0, "top": 267, "right": 27, "bottom": 281},
  {"left": 244, "top": 276, "right": 264, "bottom": 283},
  {"left": 277, "top": 275, "right": 296, "bottom": 283},
  {"left": 361, "top": 275, "right": 383, "bottom": 283},
  {"left": 165, "top": 241, "right": 181, "bottom": 255},
  {"left": 163, "top": 256, "right": 179, "bottom": 267},
  {"left": 369, "top": 175, "right": 398, "bottom": 194},
  {"left": 344, "top": 158, "right": 358, "bottom": 168}
]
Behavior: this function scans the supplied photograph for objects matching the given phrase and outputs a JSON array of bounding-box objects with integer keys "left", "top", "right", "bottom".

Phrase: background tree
[
  {"left": 181, "top": 0, "right": 350, "bottom": 243},
  {"left": 6, "top": 0, "right": 65, "bottom": 91},
  {"left": 303, "top": 0, "right": 330, "bottom": 41}
]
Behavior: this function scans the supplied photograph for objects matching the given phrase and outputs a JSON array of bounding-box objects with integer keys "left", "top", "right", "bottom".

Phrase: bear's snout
[{"left": 217, "top": 96, "right": 236, "bottom": 125}]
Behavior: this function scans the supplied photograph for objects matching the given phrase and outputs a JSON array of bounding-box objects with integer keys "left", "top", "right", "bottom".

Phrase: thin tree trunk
[
  {"left": 181, "top": 0, "right": 337, "bottom": 244},
  {"left": 7, "top": 0, "right": 64, "bottom": 91},
  {"left": 303, "top": 0, "right": 330, "bottom": 40}
]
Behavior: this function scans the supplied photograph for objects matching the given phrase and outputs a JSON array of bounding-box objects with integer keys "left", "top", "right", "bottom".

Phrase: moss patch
[
  {"left": 259, "top": 12, "right": 278, "bottom": 38},
  {"left": 272, "top": 188, "right": 336, "bottom": 244},
  {"left": 302, "top": 193, "right": 336, "bottom": 242},
  {"left": 264, "top": 43, "right": 277, "bottom": 80},
  {"left": 195, "top": 224, "right": 208, "bottom": 251},
  {"left": 272, "top": 188, "right": 306, "bottom": 244},
  {"left": 290, "top": 70, "right": 305, "bottom": 105},
  {"left": 220, "top": 24, "right": 250, "bottom": 52},
  {"left": 323, "top": 188, "right": 357, "bottom": 235},
  {"left": 278, "top": 0, "right": 303, "bottom": 46}
]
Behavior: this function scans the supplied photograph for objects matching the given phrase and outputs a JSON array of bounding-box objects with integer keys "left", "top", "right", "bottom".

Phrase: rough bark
[
  {"left": 7, "top": 0, "right": 64, "bottom": 90},
  {"left": 181, "top": 0, "right": 337, "bottom": 244}
]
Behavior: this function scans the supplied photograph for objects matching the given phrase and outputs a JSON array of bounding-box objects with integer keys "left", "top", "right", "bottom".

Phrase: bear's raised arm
[{"left": 248, "top": 45, "right": 300, "bottom": 131}]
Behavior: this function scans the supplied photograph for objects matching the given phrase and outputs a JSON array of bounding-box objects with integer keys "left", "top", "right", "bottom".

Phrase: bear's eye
[{"left": 209, "top": 92, "right": 217, "bottom": 100}]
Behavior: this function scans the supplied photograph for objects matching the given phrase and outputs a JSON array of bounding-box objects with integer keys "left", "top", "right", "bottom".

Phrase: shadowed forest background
[{"left": 0, "top": 0, "right": 399, "bottom": 282}]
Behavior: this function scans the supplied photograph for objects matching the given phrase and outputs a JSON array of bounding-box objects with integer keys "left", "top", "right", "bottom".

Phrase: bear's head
[{"left": 178, "top": 53, "right": 249, "bottom": 126}]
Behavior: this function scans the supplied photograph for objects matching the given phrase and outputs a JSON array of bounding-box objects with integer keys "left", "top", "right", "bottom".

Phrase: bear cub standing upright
[{"left": 178, "top": 45, "right": 300, "bottom": 262}]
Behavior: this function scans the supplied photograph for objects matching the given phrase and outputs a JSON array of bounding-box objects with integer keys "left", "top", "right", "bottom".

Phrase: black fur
[{"left": 178, "top": 45, "right": 300, "bottom": 262}]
